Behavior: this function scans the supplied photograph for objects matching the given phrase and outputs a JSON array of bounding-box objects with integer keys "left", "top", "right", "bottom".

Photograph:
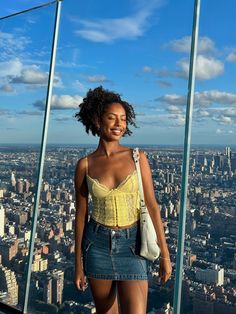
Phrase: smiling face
[{"left": 98, "top": 102, "right": 127, "bottom": 141}]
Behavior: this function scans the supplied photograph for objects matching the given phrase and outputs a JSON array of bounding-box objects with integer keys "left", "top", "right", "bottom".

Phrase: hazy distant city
[{"left": 0, "top": 144, "right": 236, "bottom": 314}]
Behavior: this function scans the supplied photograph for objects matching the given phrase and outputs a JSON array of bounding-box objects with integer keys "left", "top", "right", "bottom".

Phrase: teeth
[{"left": 112, "top": 129, "right": 122, "bottom": 134}]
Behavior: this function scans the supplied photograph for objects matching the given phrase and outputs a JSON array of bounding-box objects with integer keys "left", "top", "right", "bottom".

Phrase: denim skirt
[{"left": 82, "top": 218, "right": 148, "bottom": 280}]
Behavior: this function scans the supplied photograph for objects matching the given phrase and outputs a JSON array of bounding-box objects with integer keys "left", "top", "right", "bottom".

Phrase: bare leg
[
  {"left": 88, "top": 278, "right": 119, "bottom": 314},
  {"left": 117, "top": 280, "right": 148, "bottom": 314}
]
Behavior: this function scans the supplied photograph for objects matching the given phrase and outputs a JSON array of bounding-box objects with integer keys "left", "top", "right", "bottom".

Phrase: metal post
[
  {"left": 23, "top": 1, "right": 62, "bottom": 313},
  {"left": 173, "top": 1, "right": 200, "bottom": 313}
]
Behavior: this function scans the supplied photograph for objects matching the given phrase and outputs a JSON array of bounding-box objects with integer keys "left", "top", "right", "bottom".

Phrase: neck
[{"left": 97, "top": 139, "right": 122, "bottom": 157}]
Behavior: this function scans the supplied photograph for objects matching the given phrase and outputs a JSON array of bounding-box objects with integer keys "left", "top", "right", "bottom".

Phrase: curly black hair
[{"left": 75, "top": 86, "right": 137, "bottom": 136}]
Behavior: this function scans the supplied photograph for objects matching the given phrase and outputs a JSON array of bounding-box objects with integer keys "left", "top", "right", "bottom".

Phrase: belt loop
[
  {"left": 127, "top": 228, "right": 130, "bottom": 239},
  {"left": 94, "top": 222, "right": 100, "bottom": 234}
]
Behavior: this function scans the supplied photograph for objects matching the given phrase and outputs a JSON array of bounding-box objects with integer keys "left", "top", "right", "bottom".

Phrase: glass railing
[
  {"left": 181, "top": 0, "right": 236, "bottom": 313},
  {"left": 0, "top": 1, "right": 57, "bottom": 313},
  {"left": 0, "top": 1, "right": 235, "bottom": 313}
]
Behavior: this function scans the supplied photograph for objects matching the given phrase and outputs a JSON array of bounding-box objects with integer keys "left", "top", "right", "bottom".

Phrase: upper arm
[
  {"left": 139, "top": 150, "right": 158, "bottom": 210},
  {"left": 74, "top": 157, "right": 88, "bottom": 215}
]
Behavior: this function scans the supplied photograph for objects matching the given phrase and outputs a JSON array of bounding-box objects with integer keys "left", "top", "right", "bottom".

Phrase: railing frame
[{"left": 173, "top": 0, "right": 201, "bottom": 313}]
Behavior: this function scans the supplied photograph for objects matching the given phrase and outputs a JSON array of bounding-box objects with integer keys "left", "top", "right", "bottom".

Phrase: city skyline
[
  {"left": 0, "top": 144, "right": 235, "bottom": 313},
  {"left": 0, "top": 0, "right": 235, "bottom": 145}
]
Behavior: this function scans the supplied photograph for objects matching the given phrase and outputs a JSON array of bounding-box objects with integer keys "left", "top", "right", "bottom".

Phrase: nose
[{"left": 115, "top": 117, "right": 122, "bottom": 126}]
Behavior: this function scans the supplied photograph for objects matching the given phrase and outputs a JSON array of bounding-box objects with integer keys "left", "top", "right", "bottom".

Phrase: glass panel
[
  {"left": 0, "top": 3, "right": 56, "bottom": 312},
  {"left": 182, "top": 0, "right": 236, "bottom": 313},
  {"left": 26, "top": 1, "right": 193, "bottom": 314}
]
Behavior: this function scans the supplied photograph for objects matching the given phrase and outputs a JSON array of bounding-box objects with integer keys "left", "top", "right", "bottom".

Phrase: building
[
  {"left": 0, "top": 265, "right": 18, "bottom": 305},
  {"left": 0, "top": 238, "right": 19, "bottom": 267},
  {"left": 43, "top": 277, "right": 52, "bottom": 304},
  {"left": 51, "top": 269, "right": 64, "bottom": 304},
  {"left": 32, "top": 253, "right": 48, "bottom": 272},
  {"left": 196, "top": 264, "right": 224, "bottom": 286},
  {"left": 157, "top": 302, "right": 173, "bottom": 314},
  {"left": 0, "top": 205, "right": 5, "bottom": 237}
]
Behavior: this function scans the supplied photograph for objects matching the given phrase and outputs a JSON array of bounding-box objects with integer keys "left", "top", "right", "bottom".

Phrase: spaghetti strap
[{"left": 85, "top": 157, "right": 88, "bottom": 175}]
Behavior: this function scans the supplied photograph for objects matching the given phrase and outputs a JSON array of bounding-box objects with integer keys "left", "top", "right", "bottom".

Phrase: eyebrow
[{"left": 106, "top": 112, "right": 126, "bottom": 117}]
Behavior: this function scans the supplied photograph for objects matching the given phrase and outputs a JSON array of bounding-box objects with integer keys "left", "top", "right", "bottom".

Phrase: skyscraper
[
  {"left": 0, "top": 205, "right": 5, "bottom": 237},
  {"left": 225, "top": 146, "right": 231, "bottom": 159},
  {"left": 10, "top": 172, "right": 16, "bottom": 191}
]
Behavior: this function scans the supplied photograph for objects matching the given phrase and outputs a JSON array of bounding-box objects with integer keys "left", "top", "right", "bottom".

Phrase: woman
[{"left": 74, "top": 86, "right": 172, "bottom": 314}]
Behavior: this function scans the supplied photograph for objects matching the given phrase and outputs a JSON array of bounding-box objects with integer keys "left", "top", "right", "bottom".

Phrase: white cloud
[
  {"left": 213, "top": 115, "right": 234, "bottom": 125},
  {"left": 73, "top": 0, "right": 163, "bottom": 43},
  {"left": 157, "top": 94, "right": 186, "bottom": 106},
  {"left": 0, "top": 59, "right": 23, "bottom": 77},
  {"left": 169, "top": 114, "right": 185, "bottom": 126},
  {"left": 165, "top": 36, "right": 215, "bottom": 54},
  {"left": 149, "top": 55, "right": 224, "bottom": 81},
  {"left": 33, "top": 94, "right": 83, "bottom": 110},
  {"left": 75, "top": 15, "right": 146, "bottom": 42},
  {"left": 10, "top": 65, "right": 62, "bottom": 87},
  {"left": 166, "top": 105, "right": 183, "bottom": 114},
  {"left": 0, "top": 31, "right": 30, "bottom": 59},
  {"left": 85, "top": 75, "right": 110, "bottom": 83},
  {"left": 194, "top": 90, "right": 236, "bottom": 107},
  {"left": 198, "top": 110, "right": 210, "bottom": 117},
  {"left": 157, "top": 90, "right": 236, "bottom": 127},
  {"left": 143, "top": 66, "right": 152, "bottom": 73},
  {"left": 178, "top": 55, "right": 224, "bottom": 80},
  {"left": 0, "top": 84, "right": 15, "bottom": 93},
  {"left": 0, "top": 59, "right": 62, "bottom": 88},
  {"left": 224, "top": 108, "right": 236, "bottom": 117},
  {"left": 226, "top": 53, "right": 236, "bottom": 63},
  {"left": 157, "top": 90, "right": 236, "bottom": 108},
  {"left": 11, "top": 66, "right": 48, "bottom": 84}
]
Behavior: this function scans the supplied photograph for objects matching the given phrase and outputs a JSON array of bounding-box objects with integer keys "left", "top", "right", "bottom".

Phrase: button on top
[{"left": 111, "top": 230, "right": 116, "bottom": 236}]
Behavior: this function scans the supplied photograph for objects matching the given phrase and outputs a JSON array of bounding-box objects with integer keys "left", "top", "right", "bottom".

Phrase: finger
[
  {"left": 82, "top": 282, "right": 88, "bottom": 291},
  {"left": 76, "top": 280, "right": 83, "bottom": 290},
  {"left": 163, "top": 272, "right": 171, "bottom": 283}
]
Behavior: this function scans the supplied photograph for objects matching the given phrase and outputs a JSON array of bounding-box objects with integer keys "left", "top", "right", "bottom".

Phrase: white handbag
[{"left": 133, "top": 148, "right": 160, "bottom": 262}]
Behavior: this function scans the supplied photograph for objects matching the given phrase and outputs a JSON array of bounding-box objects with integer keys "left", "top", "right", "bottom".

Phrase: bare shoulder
[
  {"left": 75, "top": 156, "right": 87, "bottom": 176},
  {"left": 139, "top": 148, "right": 148, "bottom": 160},
  {"left": 138, "top": 149, "right": 150, "bottom": 169}
]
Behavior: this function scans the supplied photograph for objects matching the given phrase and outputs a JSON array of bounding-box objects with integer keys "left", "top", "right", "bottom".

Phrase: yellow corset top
[{"left": 86, "top": 167, "right": 141, "bottom": 227}]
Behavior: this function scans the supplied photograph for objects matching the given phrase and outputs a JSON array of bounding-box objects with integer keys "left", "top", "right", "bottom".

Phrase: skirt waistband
[{"left": 88, "top": 217, "right": 139, "bottom": 238}]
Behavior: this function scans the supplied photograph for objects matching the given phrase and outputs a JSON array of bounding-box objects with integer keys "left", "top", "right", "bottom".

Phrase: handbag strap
[{"left": 133, "top": 148, "right": 148, "bottom": 213}]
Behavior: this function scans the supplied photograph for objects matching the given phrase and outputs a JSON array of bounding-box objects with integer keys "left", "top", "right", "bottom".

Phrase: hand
[
  {"left": 74, "top": 268, "right": 88, "bottom": 291},
  {"left": 159, "top": 257, "right": 172, "bottom": 284}
]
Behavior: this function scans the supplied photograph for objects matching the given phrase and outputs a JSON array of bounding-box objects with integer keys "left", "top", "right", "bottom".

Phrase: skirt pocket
[{"left": 129, "top": 243, "right": 147, "bottom": 273}]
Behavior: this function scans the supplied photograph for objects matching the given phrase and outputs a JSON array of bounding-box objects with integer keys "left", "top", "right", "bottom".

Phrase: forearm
[
  {"left": 148, "top": 204, "right": 170, "bottom": 257},
  {"left": 75, "top": 210, "right": 87, "bottom": 270}
]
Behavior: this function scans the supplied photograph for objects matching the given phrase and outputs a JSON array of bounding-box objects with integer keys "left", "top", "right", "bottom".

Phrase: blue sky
[{"left": 0, "top": 0, "right": 235, "bottom": 146}]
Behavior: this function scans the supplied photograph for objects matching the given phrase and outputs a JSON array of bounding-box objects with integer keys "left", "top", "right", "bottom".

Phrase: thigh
[
  {"left": 88, "top": 278, "right": 119, "bottom": 314},
  {"left": 117, "top": 280, "right": 148, "bottom": 314}
]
